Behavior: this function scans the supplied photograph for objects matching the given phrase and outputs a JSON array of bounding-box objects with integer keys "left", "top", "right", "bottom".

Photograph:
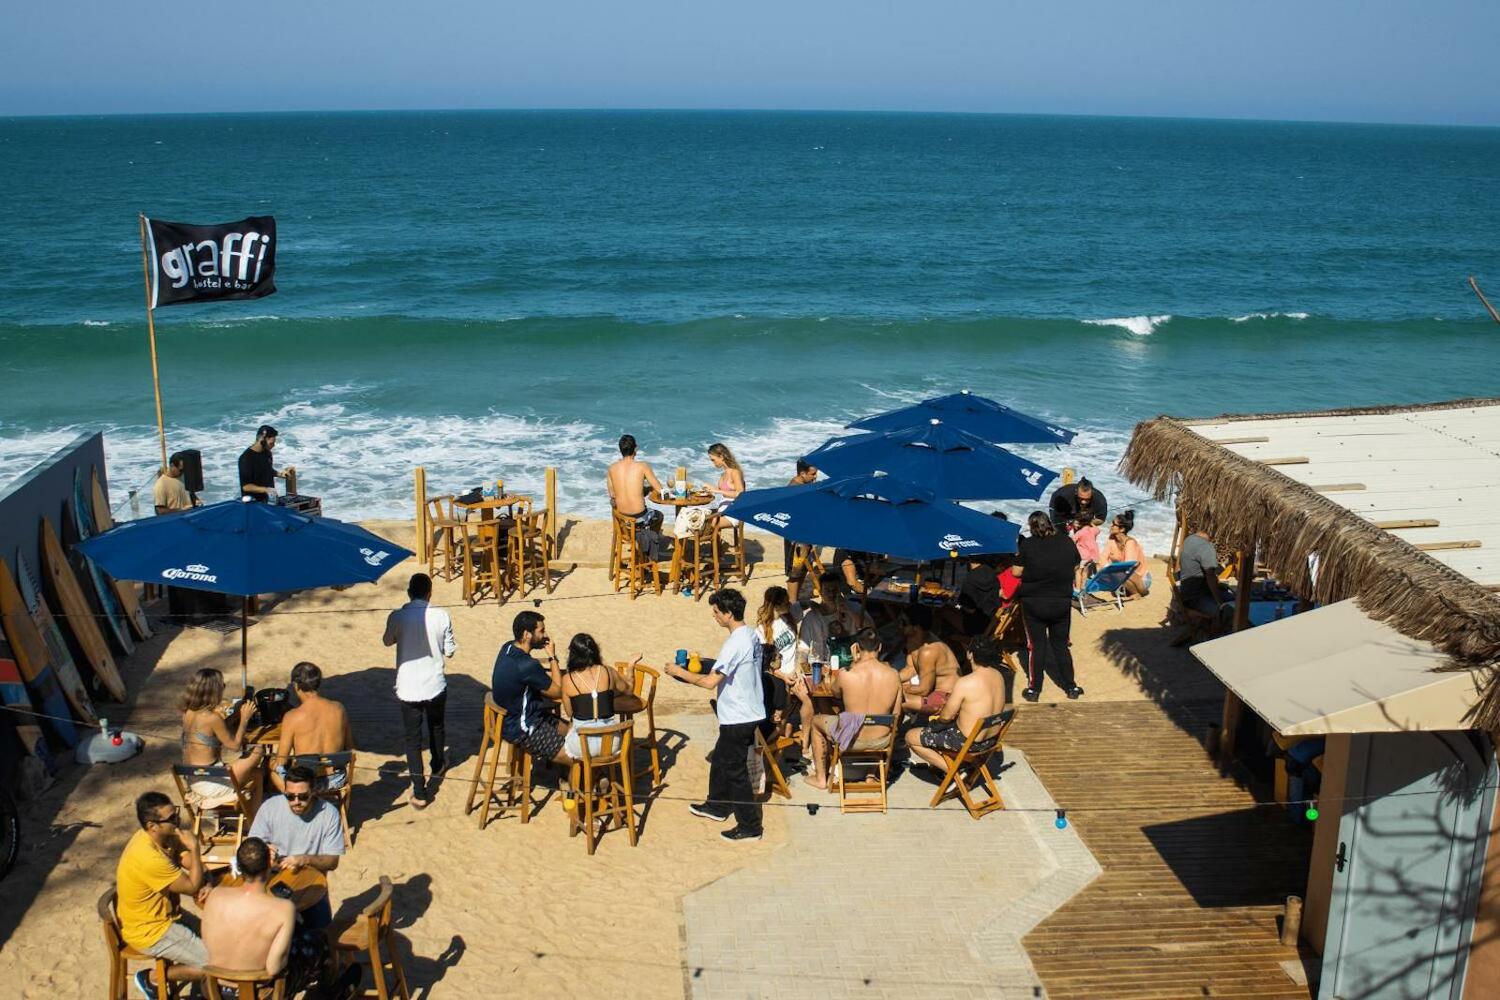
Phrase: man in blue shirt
[
  {"left": 665, "top": 588, "right": 765, "bottom": 842},
  {"left": 490, "top": 611, "right": 567, "bottom": 765}
]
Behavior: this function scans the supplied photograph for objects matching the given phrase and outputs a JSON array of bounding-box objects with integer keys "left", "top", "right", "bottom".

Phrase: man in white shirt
[
  {"left": 664, "top": 587, "right": 765, "bottom": 842},
  {"left": 382, "top": 573, "right": 455, "bottom": 809}
]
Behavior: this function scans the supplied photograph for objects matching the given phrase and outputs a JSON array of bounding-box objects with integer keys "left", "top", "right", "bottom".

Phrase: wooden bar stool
[
  {"left": 680, "top": 516, "right": 720, "bottom": 600},
  {"left": 202, "top": 967, "right": 286, "bottom": 999},
  {"left": 712, "top": 513, "right": 749, "bottom": 585},
  {"left": 622, "top": 662, "right": 662, "bottom": 786},
  {"left": 568, "top": 721, "right": 637, "bottom": 855},
  {"left": 508, "top": 506, "right": 554, "bottom": 596},
  {"left": 424, "top": 495, "right": 463, "bottom": 582},
  {"left": 462, "top": 521, "right": 508, "bottom": 606},
  {"left": 464, "top": 694, "right": 535, "bottom": 827},
  {"left": 610, "top": 510, "right": 662, "bottom": 600},
  {"left": 98, "top": 889, "right": 175, "bottom": 1000},
  {"left": 329, "top": 876, "right": 412, "bottom": 1000}
]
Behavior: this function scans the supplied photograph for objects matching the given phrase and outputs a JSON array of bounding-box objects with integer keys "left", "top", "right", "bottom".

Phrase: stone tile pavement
[{"left": 681, "top": 742, "right": 1100, "bottom": 999}]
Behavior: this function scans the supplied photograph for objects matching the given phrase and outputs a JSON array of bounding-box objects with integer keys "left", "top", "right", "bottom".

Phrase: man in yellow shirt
[
  {"left": 152, "top": 452, "right": 195, "bottom": 515},
  {"left": 115, "top": 791, "right": 207, "bottom": 995}
]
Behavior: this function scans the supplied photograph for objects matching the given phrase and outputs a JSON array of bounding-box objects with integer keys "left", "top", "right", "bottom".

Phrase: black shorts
[
  {"left": 519, "top": 717, "right": 565, "bottom": 760},
  {"left": 919, "top": 721, "right": 997, "bottom": 756}
]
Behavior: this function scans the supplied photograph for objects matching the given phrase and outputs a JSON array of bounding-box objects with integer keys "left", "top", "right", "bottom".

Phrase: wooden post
[
  {"left": 138, "top": 214, "right": 169, "bottom": 473},
  {"left": 1280, "top": 896, "right": 1303, "bottom": 946},
  {"left": 544, "top": 467, "right": 557, "bottom": 547},
  {"left": 414, "top": 466, "right": 428, "bottom": 564},
  {"left": 284, "top": 467, "right": 298, "bottom": 496}
]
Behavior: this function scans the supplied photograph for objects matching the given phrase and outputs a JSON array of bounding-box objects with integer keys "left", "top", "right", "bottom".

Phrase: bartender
[{"left": 239, "top": 424, "right": 292, "bottom": 502}]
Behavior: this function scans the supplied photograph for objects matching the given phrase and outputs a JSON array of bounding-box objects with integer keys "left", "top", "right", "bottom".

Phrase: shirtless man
[
  {"left": 201, "top": 837, "right": 295, "bottom": 978},
  {"left": 606, "top": 434, "right": 664, "bottom": 517},
  {"left": 271, "top": 662, "right": 353, "bottom": 792},
  {"left": 805, "top": 628, "right": 903, "bottom": 791},
  {"left": 896, "top": 619, "right": 963, "bottom": 715},
  {"left": 906, "top": 635, "right": 1009, "bottom": 770}
]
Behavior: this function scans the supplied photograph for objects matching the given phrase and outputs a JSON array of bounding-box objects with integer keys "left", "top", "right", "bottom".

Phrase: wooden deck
[{"left": 1011, "top": 699, "right": 1317, "bottom": 999}]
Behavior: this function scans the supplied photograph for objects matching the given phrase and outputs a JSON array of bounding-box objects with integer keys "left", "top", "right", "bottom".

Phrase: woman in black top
[{"left": 1013, "top": 510, "right": 1083, "bottom": 701}]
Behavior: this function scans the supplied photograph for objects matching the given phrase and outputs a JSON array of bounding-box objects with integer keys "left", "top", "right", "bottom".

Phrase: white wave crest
[
  {"left": 82, "top": 320, "right": 111, "bottom": 327},
  {"left": 1230, "top": 311, "right": 1310, "bottom": 323},
  {"left": 1082, "top": 315, "right": 1171, "bottom": 337}
]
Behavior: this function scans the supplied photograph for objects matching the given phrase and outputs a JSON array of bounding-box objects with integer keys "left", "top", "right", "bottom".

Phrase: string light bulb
[
  {"left": 1055, "top": 809, "right": 1068, "bottom": 829},
  {"left": 1304, "top": 803, "right": 1319, "bottom": 822}
]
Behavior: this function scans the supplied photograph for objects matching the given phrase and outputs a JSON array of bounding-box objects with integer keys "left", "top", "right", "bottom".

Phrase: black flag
[{"left": 145, "top": 216, "right": 277, "bottom": 308}]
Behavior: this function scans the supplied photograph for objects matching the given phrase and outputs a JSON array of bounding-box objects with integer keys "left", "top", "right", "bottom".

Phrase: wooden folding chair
[
  {"left": 202, "top": 967, "right": 286, "bottom": 1000},
  {"left": 424, "top": 495, "right": 463, "bottom": 582},
  {"left": 171, "top": 764, "right": 253, "bottom": 863},
  {"left": 830, "top": 710, "right": 900, "bottom": 814},
  {"left": 928, "top": 708, "right": 1017, "bottom": 818},
  {"left": 568, "top": 721, "right": 637, "bottom": 855},
  {"left": 329, "top": 876, "right": 412, "bottom": 1000},
  {"left": 754, "top": 727, "right": 793, "bottom": 799},
  {"left": 465, "top": 694, "right": 535, "bottom": 827},
  {"left": 98, "top": 889, "right": 174, "bottom": 1000},
  {"left": 290, "top": 751, "right": 355, "bottom": 847},
  {"left": 611, "top": 510, "right": 663, "bottom": 600},
  {"left": 623, "top": 662, "right": 662, "bottom": 786}
]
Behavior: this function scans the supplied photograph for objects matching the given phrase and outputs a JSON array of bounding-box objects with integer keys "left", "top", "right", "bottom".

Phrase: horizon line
[{"left": 1, "top": 104, "right": 1496, "bottom": 131}]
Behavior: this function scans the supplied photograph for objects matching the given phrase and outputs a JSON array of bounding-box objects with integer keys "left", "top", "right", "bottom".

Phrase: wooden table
[
  {"left": 219, "top": 865, "right": 329, "bottom": 913},
  {"left": 454, "top": 494, "right": 531, "bottom": 520},
  {"left": 648, "top": 491, "right": 715, "bottom": 593}
]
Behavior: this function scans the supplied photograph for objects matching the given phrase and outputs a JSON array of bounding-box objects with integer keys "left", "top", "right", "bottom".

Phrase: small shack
[{"left": 1122, "top": 397, "right": 1500, "bottom": 1000}]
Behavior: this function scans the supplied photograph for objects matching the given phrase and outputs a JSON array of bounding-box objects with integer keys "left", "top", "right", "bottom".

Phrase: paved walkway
[{"left": 681, "top": 742, "right": 1100, "bottom": 999}]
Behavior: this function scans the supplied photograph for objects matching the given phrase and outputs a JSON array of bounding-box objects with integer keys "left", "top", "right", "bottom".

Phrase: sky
[{"left": 2, "top": 0, "right": 1498, "bottom": 125}]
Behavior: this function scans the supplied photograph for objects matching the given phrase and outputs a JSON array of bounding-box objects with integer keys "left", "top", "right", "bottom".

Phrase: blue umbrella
[
  {"left": 722, "top": 473, "right": 1020, "bottom": 562},
  {"left": 75, "top": 500, "right": 412, "bottom": 685},
  {"left": 848, "top": 390, "right": 1076, "bottom": 445},
  {"left": 803, "top": 420, "right": 1059, "bottom": 501}
]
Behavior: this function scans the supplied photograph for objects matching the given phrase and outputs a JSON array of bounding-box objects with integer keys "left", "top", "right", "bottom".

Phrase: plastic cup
[
  {"left": 675, "top": 649, "right": 688, "bottom": 666},
  {"left": 812, "top": 663, "right": 824, "bottom": 687}
]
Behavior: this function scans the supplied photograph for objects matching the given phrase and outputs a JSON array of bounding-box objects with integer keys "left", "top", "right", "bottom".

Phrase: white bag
[{"left": 674, "top": 505, "right": 710, "bottom": 539}]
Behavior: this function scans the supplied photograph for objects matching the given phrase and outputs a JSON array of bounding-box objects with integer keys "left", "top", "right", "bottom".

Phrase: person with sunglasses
[
  {"left": 247, "top": 764, "right": 344, "bottom": 929},
  {"left": 116, "top": 791, "right": 209, "bottom": 997}
]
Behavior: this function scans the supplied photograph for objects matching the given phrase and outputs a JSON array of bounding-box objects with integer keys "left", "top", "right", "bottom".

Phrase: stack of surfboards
[{"left": 0, "top": 466, "right": 149, "bottom": 770}]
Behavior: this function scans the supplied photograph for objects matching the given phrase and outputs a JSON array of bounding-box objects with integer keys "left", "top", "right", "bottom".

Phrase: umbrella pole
[{"left": 241, "top": 596, "right": 249, "bottom": 691}]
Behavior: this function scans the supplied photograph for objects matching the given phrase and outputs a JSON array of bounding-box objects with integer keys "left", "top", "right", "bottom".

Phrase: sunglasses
[
  {"left": 285, "top": 792, "right": 313, "bottom": 802},
  {"left": 151, "top": 809, "right": 181, "bottom": 826}
]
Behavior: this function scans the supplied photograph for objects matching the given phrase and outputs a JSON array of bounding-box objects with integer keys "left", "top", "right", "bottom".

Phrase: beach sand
[{"left": 0, "top": 517, "right": 1194, "bottom": 997}]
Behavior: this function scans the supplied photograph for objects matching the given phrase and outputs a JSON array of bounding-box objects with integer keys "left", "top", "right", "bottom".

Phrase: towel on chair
[{"left": 831, "top": 711, "right": 867, "bottom": 752}]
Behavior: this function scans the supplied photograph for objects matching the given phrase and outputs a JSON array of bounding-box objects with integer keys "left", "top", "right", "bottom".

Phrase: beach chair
[
  {"left": 567, "top": 721, "right": 637, "bottom": 855},
  {"left": 424, "top": 495, "right": 463, "bottom": 582},
  {"left": 329, "top": 876, "right": 412, "bottom": 1000},
  {"left": 202, "top": 966, "right": 286, "bottom": 1000},
  {"left": 622, "top": 662, "right": 662, "bottom": 786},
  {"left": 466, "top": 694, "right": 536, "bottom": 828},
  {"left": 611, "top": 509, "right": 663, "bottom": 600},
  {"left": 928, "top": 708, "right": 1017, "bottom": 819},
  {"left": 98, "top": 889, "right": 174, "bottom": 1000},
  {"left": 289, "top": 751, "right": 355, "bottom": 848},
  {"left": 830, "top": 710, "right": 901, "bottom": 814},
  {"left": 1073, "top": 560, "right": 1139, "bottom": 615},
  {"left": 171, "top": 764, "right": 253, "bottom": 863},
  {"left": 754, "top": 727, "right": 794, "bottom": 799}
]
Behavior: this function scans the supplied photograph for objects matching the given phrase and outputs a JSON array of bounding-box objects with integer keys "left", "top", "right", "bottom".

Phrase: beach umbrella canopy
[
  {"left": 75, "top": 500, "right": 412, "bottom": 685},
  {"left": 722, "top": 473, "right": 1020, "bottom": 562},
  {"left": 847, "top": 390, "right": 1076, "bottom": 445},
  {"left": 802, "top": 420, "right": 1059, "bottom": 501}
]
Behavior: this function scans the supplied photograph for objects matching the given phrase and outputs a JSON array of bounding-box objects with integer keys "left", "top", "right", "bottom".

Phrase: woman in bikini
[
  {"left": 180, "top": 667, "right": 264, "bottom": 795},
  {"left": 1100, "top": 510, "right": 1151, "bottom": 600}
]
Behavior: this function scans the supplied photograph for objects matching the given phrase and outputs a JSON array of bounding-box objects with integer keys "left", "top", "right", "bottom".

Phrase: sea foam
[{"left": 1082, "top": 315, "right": 1172, "bottom": 337}]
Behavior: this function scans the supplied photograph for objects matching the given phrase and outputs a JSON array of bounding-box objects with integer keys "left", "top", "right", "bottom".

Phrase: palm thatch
[{"left": 1121, "top": 399, "right": 1500, "bottom": 729}]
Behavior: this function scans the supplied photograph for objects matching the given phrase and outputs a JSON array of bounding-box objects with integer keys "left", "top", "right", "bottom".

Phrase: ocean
[{"left": 2, "top": 110, "right": 1498, "bottom": 552}]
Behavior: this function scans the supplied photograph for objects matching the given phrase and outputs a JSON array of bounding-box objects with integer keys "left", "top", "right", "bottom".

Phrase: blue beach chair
[{"left": 1074, "top": 560, "right": 1139, "bottom": 615}]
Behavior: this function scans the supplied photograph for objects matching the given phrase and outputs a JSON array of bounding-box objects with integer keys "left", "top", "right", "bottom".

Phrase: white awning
[{"left": 1190, "top": 600, "right": 1486, "bottom": 735}]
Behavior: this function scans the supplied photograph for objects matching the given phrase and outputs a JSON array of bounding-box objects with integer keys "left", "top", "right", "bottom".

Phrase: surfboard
[
  {"left": 40, "top": 516, "right": 126, "bottom": 702},
  {"left": 88, "top": 468, "right": 152, "bottom": 641},
  {"left": 0, "top": 646, "right": 56, "bottom": 775},
  {"left": 0, "top": 557, "right": 79, "bottom": 749},
  {"left": 16, "top": 551, "right": 98, "bottom": 724},
  {"left": 69, "top": 470, "right": 134, "bottom": 655}
]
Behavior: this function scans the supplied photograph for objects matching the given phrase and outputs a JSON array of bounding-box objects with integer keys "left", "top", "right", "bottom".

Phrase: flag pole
[{"left": 137, "top": 214, "right": 169, "bottom": 473}]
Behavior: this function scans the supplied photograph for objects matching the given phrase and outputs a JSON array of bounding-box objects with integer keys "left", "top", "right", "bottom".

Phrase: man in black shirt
[
  {"left": 239, "top": 425, "right": 289, "bottom": 502},
  {"left": 1049, "top": 478, "right": 1107, "bottom": 527}
]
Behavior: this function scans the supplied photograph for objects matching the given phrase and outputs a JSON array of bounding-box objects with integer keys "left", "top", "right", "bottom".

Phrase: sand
[{"left": 0, "top": 516, "right": 1192, "bottom": 997}]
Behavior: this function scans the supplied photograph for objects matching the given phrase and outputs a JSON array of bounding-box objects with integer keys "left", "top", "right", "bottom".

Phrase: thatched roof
[{"left": 1121, "top": 397, "right": 1500, "bottom": 729}]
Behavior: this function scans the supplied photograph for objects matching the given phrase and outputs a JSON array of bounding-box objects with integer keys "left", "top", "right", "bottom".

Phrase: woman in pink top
[
  {"left": 1101, "top": 510, "right": 1151, "bottom": 600},
  {"left": 707, "top": 443, "right": 745, "bottom": 502},
  {"left": 1069, "top": 517, "right": 1100, "bottom": 590}
]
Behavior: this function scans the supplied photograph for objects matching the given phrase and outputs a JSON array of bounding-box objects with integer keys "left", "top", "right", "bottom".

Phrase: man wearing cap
[
  {"left": 1049, "top": 477, "right": 1108, "bottom": 527},
  {"left": 239, "top": 424, "right": 292, "bottom": 502}
]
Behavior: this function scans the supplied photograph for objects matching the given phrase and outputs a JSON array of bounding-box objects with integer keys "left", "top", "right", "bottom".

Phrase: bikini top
[
  {"left": 568, "top": 667, "right": 616, "bottom": 722},
  {"left": 181, "top": 715, "right": 223, "bottom": 752}
]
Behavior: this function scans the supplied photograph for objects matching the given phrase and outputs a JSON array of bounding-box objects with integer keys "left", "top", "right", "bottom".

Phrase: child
[{"left": 1069, "top": 516, "right": 1100, "bottom": 591}]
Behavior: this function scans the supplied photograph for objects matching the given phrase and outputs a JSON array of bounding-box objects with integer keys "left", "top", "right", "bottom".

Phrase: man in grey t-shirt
[
  {"left": 247, "top": 764, "right": 344, "bottom": 927},
  {"left": 1176, "top": 531, "right": 1226, "bottom": 617}
]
